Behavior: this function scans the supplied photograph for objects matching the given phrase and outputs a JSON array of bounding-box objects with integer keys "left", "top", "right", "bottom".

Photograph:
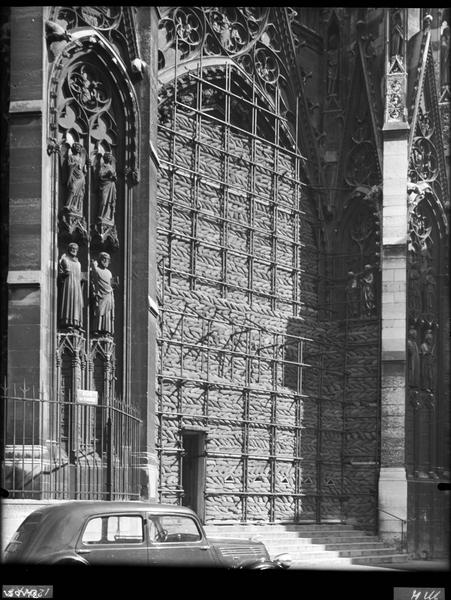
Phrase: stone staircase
[{"left": 204, "top": 522, "right": 407, "bottom": 568}]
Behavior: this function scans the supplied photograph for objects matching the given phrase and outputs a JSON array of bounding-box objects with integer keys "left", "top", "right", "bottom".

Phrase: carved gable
[{"left": 49, "top": 6, "right": 144, "bottom": 79}]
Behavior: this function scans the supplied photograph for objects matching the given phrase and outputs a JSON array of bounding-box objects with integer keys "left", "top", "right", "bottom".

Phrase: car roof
[
  {"left": 29, "top": 501, "right": 198, "bottom": 517},
  {"left": 8, "top": 502, "right": 202, "bottom": 559}
]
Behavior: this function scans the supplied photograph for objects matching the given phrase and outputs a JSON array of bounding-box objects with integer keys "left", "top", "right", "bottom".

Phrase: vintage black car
[{"left": 4, "top": 501, "right": 292, "bottom": 569}]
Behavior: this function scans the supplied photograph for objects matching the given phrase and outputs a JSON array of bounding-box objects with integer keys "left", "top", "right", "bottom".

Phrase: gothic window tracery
[{"left": 158, "top": 7, "right": 296, "bottom": 121}]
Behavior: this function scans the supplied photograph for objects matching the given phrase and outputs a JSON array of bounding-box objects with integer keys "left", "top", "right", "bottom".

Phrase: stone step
[
  {"left": 205, "top": 523, "right": 354, "bottom": 532},
  {"left": 265, "top": 541, "right": 390, "bottom": 552},
  {"left": 205, "top": 523, "right": 403, "bottom": 568},
  {"left": 302, "top": 547, "right": 396, "bottom": 559},
  {"left": 268, "top": 545, "right": 397, "bottom": 558},
  {"left": 351, "top": 554, "right": 408, "bottom": 565},
  {"left": 206, "top": 531, "right": 372, "bottom": 542},
  {"left": 205, "top": 526, "right": 368, "bottom": 536},
  {"left": 289, "top": 554, "right": 407, "bottom": 568}
]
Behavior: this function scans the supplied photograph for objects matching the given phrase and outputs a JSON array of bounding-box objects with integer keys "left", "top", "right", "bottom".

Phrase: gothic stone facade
[{"left": 1, "top": 7, "right": 449, "bottom": 559}]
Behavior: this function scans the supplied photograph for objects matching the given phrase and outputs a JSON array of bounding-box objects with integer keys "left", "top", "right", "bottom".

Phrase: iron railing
[
  {"left": 1, "top": 386, "right": 142, "bottom": 500},
  {"left": 378, "top": 508, "right": 407, "bottom": 552}
]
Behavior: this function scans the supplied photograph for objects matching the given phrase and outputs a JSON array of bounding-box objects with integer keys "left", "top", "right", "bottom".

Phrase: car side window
[
  {"left": 81, "top": 515, "right": 144, "bottom": 544},
  {"left": 149, "top": 515, "right": 201, "bottom": 543},
  {"left": 82, "top": 517, "right": 103, "bottom": 543}
]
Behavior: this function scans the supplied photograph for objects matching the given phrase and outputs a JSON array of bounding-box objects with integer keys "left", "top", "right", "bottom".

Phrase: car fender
[{"left": 49, "top": 553, "right": 90, "bottom": 566}]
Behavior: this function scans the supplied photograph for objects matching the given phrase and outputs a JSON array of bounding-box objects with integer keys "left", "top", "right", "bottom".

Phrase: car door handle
[
  {"left": 199, "top": 546, "right": 210, "bottom": 551},
  {"left": 77, "top": 549, "right": 91, "bottom": 554}
]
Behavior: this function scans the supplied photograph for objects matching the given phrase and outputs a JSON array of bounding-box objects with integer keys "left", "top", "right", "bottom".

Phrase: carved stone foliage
[
  {"left": 158, "top": 7, "right": 295, "bottom": 115},
  {"left": 386, "top": 75, "right": 406, "bottom": 121},
  {"left": 409, "top": 106, "right": 439, "bottom": 184}
]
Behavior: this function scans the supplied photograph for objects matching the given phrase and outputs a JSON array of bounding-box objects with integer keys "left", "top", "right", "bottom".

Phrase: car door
[
  {"left": 147, "top": 513, "right": 217, "bottom": 567},
  {"left": 75, "top": 513, "right": 149, "bottom": 565}
]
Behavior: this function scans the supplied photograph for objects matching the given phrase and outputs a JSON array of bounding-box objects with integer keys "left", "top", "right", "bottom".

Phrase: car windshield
[{"left": 6, "top": 512, "right": 44, "bottom": 556}]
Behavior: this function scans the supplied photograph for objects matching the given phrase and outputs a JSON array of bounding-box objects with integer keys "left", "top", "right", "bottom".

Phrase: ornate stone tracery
[
  {"left": 51, "top": 6, "right": 144, "bottom": 78},
  {"left": 158, "top": 7, "right": 296, "bottom": 115}
]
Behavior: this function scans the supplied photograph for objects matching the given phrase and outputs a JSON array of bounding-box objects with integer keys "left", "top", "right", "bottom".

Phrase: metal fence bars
[{"left": 1, "top": 385, "right": 142, "bottom": 500}]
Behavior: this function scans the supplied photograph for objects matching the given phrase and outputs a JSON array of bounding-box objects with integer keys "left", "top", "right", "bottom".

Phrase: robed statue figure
[
  {"left": 91, "top": 252, "right": 115, "bottom": 335},
  {"left": 58, "top": 242, "right": 84, "bottom": 329}
]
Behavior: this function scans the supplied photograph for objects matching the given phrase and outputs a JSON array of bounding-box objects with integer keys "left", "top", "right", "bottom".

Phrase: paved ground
[
  {"left": 377, "top": 559, "right": 449, "bottom": 571},
  {"left": 290, "top": 559, "right": 449, "bottom": 571},
  {"left": 290, "top": 562, "right": 399, "bottom": 570}
]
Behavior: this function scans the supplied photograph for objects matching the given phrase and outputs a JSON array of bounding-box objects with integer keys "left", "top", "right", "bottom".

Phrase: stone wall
[{"left": 342, "top": 319, "right": 380, "bottom": 531}]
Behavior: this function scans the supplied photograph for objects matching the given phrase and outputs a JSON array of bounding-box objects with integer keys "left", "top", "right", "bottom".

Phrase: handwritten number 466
[{"left": 411, "top": 591, "right": 441, "bottom": 600}]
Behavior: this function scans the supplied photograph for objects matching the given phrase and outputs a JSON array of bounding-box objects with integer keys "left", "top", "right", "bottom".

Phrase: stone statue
[
  {"left": 58, "top": 242, "right": 84, "bottom": 330},
  {"left": 327, "top": 32, "right": 339, "bottom": 97},
  {"left": 98, "top": 152, "right": 117, "bottom": 223},
  {"left": 90, "top": 252, "right": 115, "bottom": 335},
  {"left": 441, "top": 20, "right": 450, "bottom": 88},
  {"left": 420, "top": 329, "right": 435, "bottom": 392},
  {"left": 423, "top": 267, "right": 436, "bottom": 314},
  {"left": 407, "top": 328, "right": 420, "bottom": 388},
  {"left": 346, "top": 271, "right": 360, "bottom": 317},
  {"left": 408, "top": 262, "right": 422, "bottom": 314},
  {"left": 390, "top": 9, "right": 404, "bottom": 58},
  {"left": 65, "top": 142, "right": 86, "bottom": 214},
  {"left": 361, "top": 264, "right": 376, "bottom": 317}
]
